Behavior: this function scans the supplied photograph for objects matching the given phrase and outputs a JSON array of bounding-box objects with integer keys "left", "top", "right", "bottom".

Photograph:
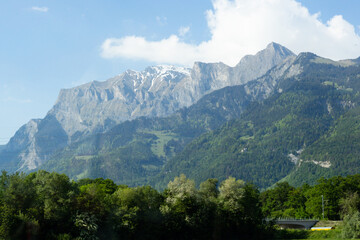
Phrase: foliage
[
  {"left": 339, "top": 192, "right": 360, "bottom": 218},
  {"left": 261, "top": 175, "right": 360, "bottom": 221},
  {"left": 0, "top": 171, "right": 271, "bottom": 239},
  {"left": 1, "top": 170, "right": 359, "bottom": 239},
  {"left": 159, "top": 79, "right": 351, "bottom": 189},
  {"left": 342, "top": 211, "right": 360, "bottom": 239},
  {"left": 74, "top": 212, "right": 99, "bottom": 240}
]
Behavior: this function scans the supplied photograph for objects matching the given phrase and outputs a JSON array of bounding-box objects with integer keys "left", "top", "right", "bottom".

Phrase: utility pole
[{"left": 322, "top": 195, "right": 324, "bottom": 220}]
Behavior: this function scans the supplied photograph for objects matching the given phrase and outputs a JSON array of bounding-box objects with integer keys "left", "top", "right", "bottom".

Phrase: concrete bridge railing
[{"left": 266, "top": 218, "right": 319, "bottom": 230}]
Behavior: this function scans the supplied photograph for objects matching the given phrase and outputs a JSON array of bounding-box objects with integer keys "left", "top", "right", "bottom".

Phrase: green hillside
[
  {"left": 40, "top": 85, "right": 254, "bottom": 186},
  {"left": 285, "top": 106, "right": 360, "bottom": 186},
  {"left": 41, "top": 53, "right": 360, "bottom": 189},
  {"left": 156, "top": 55, "right": 360, "bottom": 189}
]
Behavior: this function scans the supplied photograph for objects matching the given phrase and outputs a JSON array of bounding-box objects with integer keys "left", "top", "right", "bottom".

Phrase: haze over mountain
[{"left": 0, "top": 43, "right": 294, "bottom": 172}]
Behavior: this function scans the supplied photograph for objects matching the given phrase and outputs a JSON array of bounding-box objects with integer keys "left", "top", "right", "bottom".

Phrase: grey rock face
[
  {"left": 50, "top": 65, "right": 193, "bottom": 139},
  {"left": 244, "top": 55, "right": 298, "bottom": 99},
  {"left": 233, "top": 42, "right": 296, "bottom": 84},
  {"left": 0, "top": 43, "right": 296, "bottom": 171},
  {"left": 1, "top": 116, "right": 68, "bottom": 172},
  {"left": 0, "top": 119, "right": 40, "bottom": 171}
]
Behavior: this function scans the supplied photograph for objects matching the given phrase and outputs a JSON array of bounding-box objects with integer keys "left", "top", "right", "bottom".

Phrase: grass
[
  {"left": 308, "top": 228, "right": 342, "bottom": 239},
  {"left": 313, "top": 220, "right": 342, "bottom": 228},
  {"left": 322, "top": 81, "right": 353, "bottom": 92},
  {"left": 274, "top": 228, "right": 343, "bottom": 239},
  {"left": 141, "top": 130, "right": 177, "bottom": 158},
  {"left": 273, "top": 221, "right": 347, "bottom": 239},
  {"left": 239, "top": 135, "right": 254, "bottom": 141},
  {"left": 74, "top": 155, "right": 94, "bottom": 160},
  {"left": 274, "top": 220, "right": 352, "bottom": 240},
  {"left": 311, "top": 57, "right": 354, "bottom": 67}
]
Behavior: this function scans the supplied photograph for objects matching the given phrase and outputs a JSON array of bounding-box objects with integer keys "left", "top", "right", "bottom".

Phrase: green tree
[
  {"left": 284, "top": 187, "right": 309, "bottom": 219},
  {"left": 110, "top": 185, "right": 163, "bottom": 239},
  {"left": 342, "top": 211, "right": 360, "bottom": 239},
  {"left": 216, "top": 177, "right": 266, "bottom": 239},
  {"left": 199, "top": 178, "right": 219, "bottom": 199},
  {"left": 161, "top": 174, "right": 215, "bottom": 239},
  {"left": 0, "top": 172, "right": 37, "bottom": 239},
  {"left": 260, "top": 182, "right": 295, "bottom": 218},
  {"left": 339, "top": 192, "right": 360, "bottom": 219},
  {"left": 218, "top": 177, "right": 245, "bottom": 214},
  {"left": 74, "top": 212, "right": 99, "bottom": 240}
]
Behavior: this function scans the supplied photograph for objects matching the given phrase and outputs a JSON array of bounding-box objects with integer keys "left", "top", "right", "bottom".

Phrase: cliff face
[
  {"left": 0, "top": 43, "right": 295, "bottom": 171},
  {"left": 49, "top": 65, "right": 193, "bottom": 139}
]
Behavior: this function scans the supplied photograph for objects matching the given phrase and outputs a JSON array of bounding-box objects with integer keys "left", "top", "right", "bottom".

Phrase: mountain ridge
[
  {"left": 0, "top": 42, "right": 295, "bottom": 172},
  {"left": 155, "top": 53, "right": 360, "bottom": 189},
  {"left": 38, "top": 48, "right": 333, "bottom": 186}
]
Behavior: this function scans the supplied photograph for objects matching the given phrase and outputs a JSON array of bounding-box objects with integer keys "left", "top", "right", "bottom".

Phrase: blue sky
[{"left": 1, "top": 0, "right": 360, "bottom": 144}]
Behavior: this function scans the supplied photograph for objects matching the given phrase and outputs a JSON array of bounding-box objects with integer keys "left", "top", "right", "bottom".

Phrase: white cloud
[
  {"left": 101, "top": 36, "right": 199, "bottom": 65},
  {"left": 101, "top": 0, "right": 360, "bottom": 66},
  {"left": 178, "top": 26, "right": 190, "bottom": 37},
  {"left": 31, "top": 6, "right": 49, "bottom": 12}
]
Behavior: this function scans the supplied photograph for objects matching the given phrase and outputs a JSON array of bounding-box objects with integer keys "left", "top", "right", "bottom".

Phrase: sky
[{"left": 1, "top": 0, "right": 360, "bottom": 144}]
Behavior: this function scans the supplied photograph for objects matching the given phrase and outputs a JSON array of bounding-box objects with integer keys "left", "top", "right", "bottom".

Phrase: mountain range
[
  {"left": 0, "top": 42, "right": 294, "bottom": 172},
  {"left": 157, "top": 53, "right": 360, "bottom": 189},
  {"left": 1, "top": 42, "right": 360, "bottom": 190}
]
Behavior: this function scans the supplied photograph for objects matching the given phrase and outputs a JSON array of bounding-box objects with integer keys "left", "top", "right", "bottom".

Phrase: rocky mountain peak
[
  {"left": 238, "top": 42, "right": 295, "bottom": 67},
  {"left": 0, "top": 43, "right": 299, "bottom": 172},
  {"left": 265, "top": 42, "right": 295, "bottom": 56}
]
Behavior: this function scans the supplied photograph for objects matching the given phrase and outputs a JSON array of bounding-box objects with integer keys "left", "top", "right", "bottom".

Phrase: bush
[{"left": 342, "top": 211, "right": 360, "bottom": 239}]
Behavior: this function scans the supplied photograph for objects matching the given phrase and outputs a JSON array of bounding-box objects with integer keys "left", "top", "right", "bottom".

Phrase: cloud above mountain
[{"left": 101, "top": 0, "right": 360, "bottom": 66}]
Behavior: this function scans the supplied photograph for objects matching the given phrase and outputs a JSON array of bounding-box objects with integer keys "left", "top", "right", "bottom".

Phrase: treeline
[
  {"left": 1, "top": 171, "right": 360, "bottom": 239},
  {"left": 0, "top": 171, "right": 269, "bottom": 240},
  {"left": 261, "top": 175, "right": 360, "bottom": 239},
  {"left": 260, "top": 174, "right": 360, "bottom": 220}
]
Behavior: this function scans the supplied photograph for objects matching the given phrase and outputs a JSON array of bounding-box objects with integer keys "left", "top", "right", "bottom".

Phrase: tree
[
  {"left": 342, "top": 211, "right": 360, "bottom": 239},
  {"left": 110, "top": 185, "right": 163, "bottom": 239},
  {"left": 216, "top": 177, "right": 267, "bottom": 239},
  {"left": 339, "top": 192, "right": 360, "bottom": 219},
  {"left": 284, "top": 188, "right": 308, "bottom": 219},
  {"left": 260, "top": 182, "right": 295, "bottom": 218},
  {"left": 199, "top": 178, "right": 219, "bottom": 199},
  {"left": 74, "top": 212, "right": 99, "bottom": 240},
  {"left": 218, "top": 177, "right": 245, "bottom": 214},
  {"left": 161, "top": 174, "right": 212, "bottom": 239}
]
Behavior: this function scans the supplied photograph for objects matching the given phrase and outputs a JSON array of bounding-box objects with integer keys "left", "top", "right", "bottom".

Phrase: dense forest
[
  {"left": 155, "top": 56, "right": 360, "bottom": 190},
  {"left": 1, "top": 170, "right": 360, "bottom": 239}
]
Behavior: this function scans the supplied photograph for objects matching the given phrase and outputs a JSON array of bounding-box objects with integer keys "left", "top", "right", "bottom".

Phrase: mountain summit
[{"left": 0, "top": 43, "right": 294, "bottom": 172}]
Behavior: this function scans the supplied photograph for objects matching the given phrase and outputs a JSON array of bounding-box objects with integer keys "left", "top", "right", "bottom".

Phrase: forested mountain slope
[
  {"left": 39, "top": 83, "right": 261, "bottom": 185},
  {"left": 156, "top": 53, "right": 360, "bottom": 189}
]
